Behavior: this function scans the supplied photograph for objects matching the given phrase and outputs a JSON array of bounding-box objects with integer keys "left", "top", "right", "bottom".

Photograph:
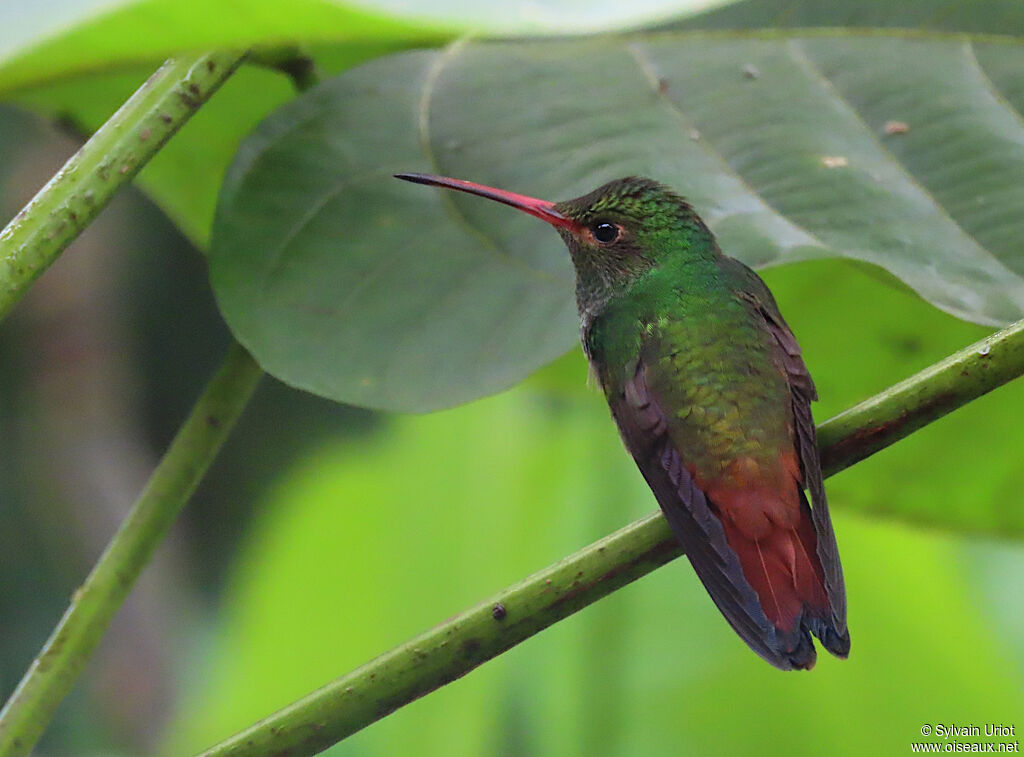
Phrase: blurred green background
[{"left": 1, "top": 1, "right": 1023, "bottom": 755}]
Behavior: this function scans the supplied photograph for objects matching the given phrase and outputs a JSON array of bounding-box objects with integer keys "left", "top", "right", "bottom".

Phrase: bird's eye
[{"left": 592, "top": 222, "right": 620, "bottom": 244}]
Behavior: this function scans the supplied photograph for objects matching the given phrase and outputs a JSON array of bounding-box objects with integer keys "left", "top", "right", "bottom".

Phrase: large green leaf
[
  {"left": 210, "top": 32, "right": 1024, "bottom": 412},
  {"left": 5, "top": 0, "right": 1015, "bottom": 249},
  {"left": 0, "top": 3, "right": 718, "bottom": 245},
  {"left": 0, "top": 0, "right": 712, "bottom": 98},
  {"left": 672, "top": 0, "right": 1024, "bottom": 33}
]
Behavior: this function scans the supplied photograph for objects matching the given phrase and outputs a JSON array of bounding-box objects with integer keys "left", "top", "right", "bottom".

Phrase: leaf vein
[
  {"left": 961, "top": 41, "right": 1024, "bottom": 134},
  {"left": 262, "top": 169, "right": 390, "bottom": 291},
  {"left": 416, "top": 38, "right": 565, "bottom": 284},
  {"left": 784, "top": 37, "right": 1014, "bottom": 276},
  {"left": 624, "top": 41, "right": 829, "bottom": 252}
]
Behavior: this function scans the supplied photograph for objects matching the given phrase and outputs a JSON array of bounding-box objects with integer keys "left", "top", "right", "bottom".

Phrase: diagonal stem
[
  {"left": 0, "top": 342, "right": 262, "bottom": 757},
  {"left": 198, "top": 317, "right": 1024, "bottom": 757},
  {"left": 0, "top": 50, "right": 245, "bottom": 322},
  {"left": 0, "top": 47, "right": 322, "bottom": 757}
]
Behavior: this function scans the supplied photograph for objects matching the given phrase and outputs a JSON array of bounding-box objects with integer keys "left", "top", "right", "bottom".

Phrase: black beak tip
[{"left": 394, "top": 172, "right": 430, "bottom": 185}]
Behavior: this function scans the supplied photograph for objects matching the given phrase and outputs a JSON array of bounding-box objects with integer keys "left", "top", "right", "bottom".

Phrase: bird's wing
[
  {"left": 607, "top": 357, "right": 808, "bottom": 669},
  {"left": 729, "top": 261, "right": 847, "bottom": 635}
]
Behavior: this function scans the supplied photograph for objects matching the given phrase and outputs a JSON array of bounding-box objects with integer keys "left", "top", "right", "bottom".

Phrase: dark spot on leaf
[
  {"left": 491, "top": 602, "right": 506, "bottom": 621},
  {"left": 885, "top": 334, "right": 922, "bottom": 354},
  {"left": 207, "top": 415, "right": 221, "bottom": 428},
  {"left": 461, "top": 638, "right": 481, "bottom": 658}
]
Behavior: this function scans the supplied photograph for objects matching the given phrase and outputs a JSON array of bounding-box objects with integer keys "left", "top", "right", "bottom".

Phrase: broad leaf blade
[
  {"left": 0, "top": 0, "right": 714, "bottom": 97},
  {"left": 210, "top": 33, "right": 1024, "bottom": 412},
  {"left": 673, "top": 0, "right": 1024, "bottom": 33},
  {"left": 211, "top": 56, "right": 578, "bottom": 412}
]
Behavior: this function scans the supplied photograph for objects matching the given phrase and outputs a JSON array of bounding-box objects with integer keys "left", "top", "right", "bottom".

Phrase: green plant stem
[
  {"left": 0, "top": 45, "right": 324, "bottom": 755},
  {"left": 0, "top": 45, "right": 324, "bottom": 757},
  {"left": 0, "top": 342, "right": 262, "bottom": 757},
  {"left": 198, "top": 316, "right": 1024, "bottom": 757},
  {"left": 0, "top": 50, "right": 244, "bottom": 322}
]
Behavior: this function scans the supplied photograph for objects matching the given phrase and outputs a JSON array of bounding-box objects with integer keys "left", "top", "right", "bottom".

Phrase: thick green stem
[
  {"left": 198, "top": 317, "right": 1024, "bottom": 757},
  {"left": 0, "top": 342, "right": 262, "bottom": 757},
  {"left": 0, "top": 46, "right": 322, "bottom": 757},
  {"left": 0, "top": 50, "right": 244, "bottom": 321}
]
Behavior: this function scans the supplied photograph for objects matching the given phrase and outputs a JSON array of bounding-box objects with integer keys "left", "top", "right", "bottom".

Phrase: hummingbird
[{"left": 395, "top": 173, "right": 849, "bottom": 670}]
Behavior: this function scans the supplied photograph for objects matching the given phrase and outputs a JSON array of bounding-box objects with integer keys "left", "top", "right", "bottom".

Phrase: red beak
[{"left": 394, "top": 173, "right": 575, "bottom": 230}]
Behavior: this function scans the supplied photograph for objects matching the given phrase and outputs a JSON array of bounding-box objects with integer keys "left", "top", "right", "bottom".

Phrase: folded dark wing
[
  {"left": 744, "top": 282, "right": 848, "bottom": 640},
  {"left": 609, "top": 359, "right": 809, "bottom": 669}
]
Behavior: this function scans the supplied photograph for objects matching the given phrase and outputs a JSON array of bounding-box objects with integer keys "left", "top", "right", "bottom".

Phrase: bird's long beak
[{"left": 394, "top": 173, "right": 576, "bottom": 230}]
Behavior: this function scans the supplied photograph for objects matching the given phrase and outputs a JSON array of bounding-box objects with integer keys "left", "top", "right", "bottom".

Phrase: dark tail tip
[
  {"left": 822, "top": 626, "right": 851, "bottom": 659},
  {"left": 806, "top": 615, "right": 851, "bottom": 660},
  {"left": 784, "top": 628, "right": 818, "bottom": 670}
]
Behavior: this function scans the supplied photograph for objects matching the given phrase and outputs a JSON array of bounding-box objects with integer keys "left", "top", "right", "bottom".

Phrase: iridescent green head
[{"left": 552, "top": 177, "right": 716, "bottom": 315}]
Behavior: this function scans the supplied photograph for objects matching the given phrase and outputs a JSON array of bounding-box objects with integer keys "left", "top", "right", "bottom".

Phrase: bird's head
[{"left": 395, "top": 173, "right": 715, "bottom": 316}]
